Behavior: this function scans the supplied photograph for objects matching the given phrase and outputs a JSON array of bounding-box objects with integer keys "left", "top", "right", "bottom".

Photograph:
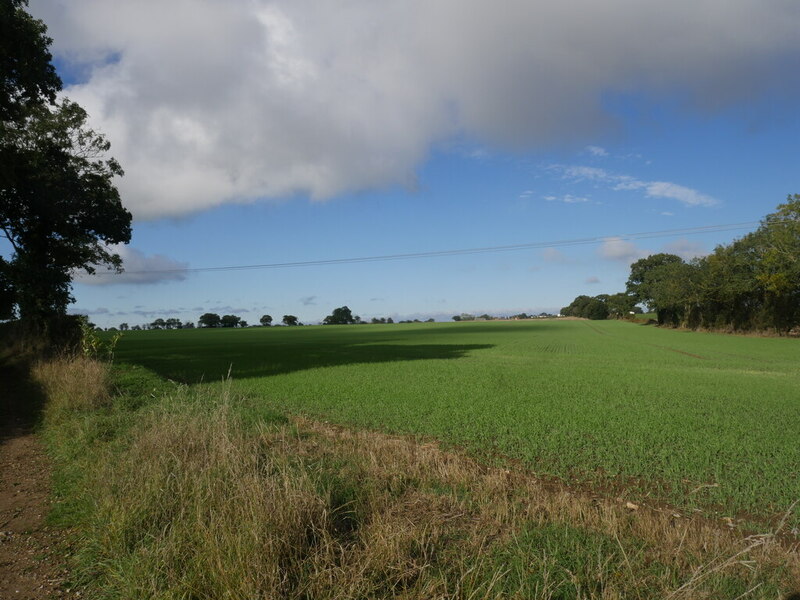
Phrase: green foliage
[
  {"left": 220, "top": 314, "right": 242, "bottom": 328},
  {"left": 560, "top": 294, "right": 621, "bottom": 319},
  {"left": 624, "top": 196, "right": 800, "bottom": 332},
  {"left": 112, "top": 320, "right": 800, "bottom": 525},
  {"left": 259, "top": 314, "right": 273, "bottom": 326},
  {"left": 198, "top": 312, "right": 221, "bottom": 328},
  {"left": 282, "top": 314, "right": 299, "bottom": 326},
  {"left": 80, "top": 317, "right": 122, "bottom": 361},
  {"left": 323, "top": 305, "right": 357, "bottom": 325},
  {"left": 1, "top": 99, "right": 131, "bottom": 324},
  {"left": 0, "top": 0, "right": 61, "bottom": 122}
]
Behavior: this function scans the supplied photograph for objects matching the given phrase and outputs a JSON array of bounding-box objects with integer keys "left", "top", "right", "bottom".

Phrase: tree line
[{"left": 562, "top": 196, "right": 800, "bottom": 333}]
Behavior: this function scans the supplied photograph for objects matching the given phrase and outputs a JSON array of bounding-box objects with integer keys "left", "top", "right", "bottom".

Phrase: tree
[
  {"left": 1, "top": 4, "right": 132, "bottom": 330},
  {"left": 1, "top": 100, "right": 132, "bottom": 325},
  {"left": 118, "top": 322, "right": 129, "bottom": 331},
  {"left": 150, "top": 318, "right": 166, "bottom": 330},
  {"left": 220, "top": 314, "right": 241, "bottom": 328},
  {"left": 198, "top": 312, "right": 221, "bottom": 328},
  {"left": 282, "top": 314, "right": 299, "bottom": 326},
  {"left": 259, "top": 314, "right": 273, "bottom": 327},
  {"left": 605, "top": 292, "right": 637, "bottom": 319},
  {"left": 323, "top": 305, "right": 356, "bottom": 325},
  {"left": 0, "top": 0, "right": 61, "bottom": 123}
]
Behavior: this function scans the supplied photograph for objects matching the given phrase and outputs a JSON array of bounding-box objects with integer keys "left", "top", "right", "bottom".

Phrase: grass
[
  {"left": 113, "top": 319, "right": 800, "bottom": 526},
  {"left": 32, "top": 356, "right": 800, "bottom": 598}
]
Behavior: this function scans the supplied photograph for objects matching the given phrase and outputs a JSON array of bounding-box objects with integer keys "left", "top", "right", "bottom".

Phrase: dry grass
[
  {"left": 82, "top": 394, "right": 799, "bottom": 599},
  {"left": 36, "top": 358, "right": 800, "bottom": 599},
  {"left": 32, "top": 354, "right": 110, "bottom": 417}
]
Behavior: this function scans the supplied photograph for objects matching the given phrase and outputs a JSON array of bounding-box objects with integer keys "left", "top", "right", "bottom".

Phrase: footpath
[{"left": 0, "top": 366, "right": 69, "bottom": 599}]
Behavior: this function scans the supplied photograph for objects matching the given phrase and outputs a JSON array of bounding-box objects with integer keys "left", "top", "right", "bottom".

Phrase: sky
[{"left": 16, "top": 0, "right": 800, "bottom": 327}]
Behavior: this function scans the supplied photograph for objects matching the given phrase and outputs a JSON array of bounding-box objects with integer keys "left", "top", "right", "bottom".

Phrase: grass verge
[{"left": 35, "top": 356, "right": 800, "bottom": 599}]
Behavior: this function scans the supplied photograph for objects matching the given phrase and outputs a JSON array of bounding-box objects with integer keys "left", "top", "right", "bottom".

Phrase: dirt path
[{"left": 1, "top": 366, "right": 70, "bottom": 599}]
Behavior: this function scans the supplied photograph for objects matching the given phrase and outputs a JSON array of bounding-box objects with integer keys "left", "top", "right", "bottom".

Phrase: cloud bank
[
  {"left": 31, "top": 0, "right": 800, "bottom": 219},
  {"left": 74, "top": 245, "right": 189, "bottom": 285}
]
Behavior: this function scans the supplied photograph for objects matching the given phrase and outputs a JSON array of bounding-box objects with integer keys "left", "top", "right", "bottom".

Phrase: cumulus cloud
[
  {"left": 30, "top": 0, "right": 800, "bottom": 219},
  {"left": 598, "top": 237, "right": 647, "bottom": 264},
  {"left": 74, "top": 245, "right": 189, "bottom": 285}
]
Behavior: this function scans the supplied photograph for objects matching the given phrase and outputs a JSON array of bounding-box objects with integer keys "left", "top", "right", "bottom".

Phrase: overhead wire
[{"left": 90, "top": 220, "right": 763, "bottom": 276}]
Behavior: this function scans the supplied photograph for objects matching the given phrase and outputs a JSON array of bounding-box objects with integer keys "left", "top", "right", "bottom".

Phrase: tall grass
[{"left": 35, "top": 357, "right": 800, "bottom": 599}]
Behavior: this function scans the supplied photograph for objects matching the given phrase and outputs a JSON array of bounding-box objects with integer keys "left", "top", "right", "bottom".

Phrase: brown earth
[{"left": 0, "top": 366, "right": 70, "bottom": 599}]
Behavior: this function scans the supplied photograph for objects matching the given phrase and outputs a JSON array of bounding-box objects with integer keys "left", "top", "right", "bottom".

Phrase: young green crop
[{"left": 114, "top": 320, "right": 800, "bottom": 524}]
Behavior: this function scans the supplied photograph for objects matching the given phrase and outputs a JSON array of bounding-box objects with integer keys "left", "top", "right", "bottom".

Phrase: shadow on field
[{"left": 119, "top": 340, "right": 495, "bottom": 384}]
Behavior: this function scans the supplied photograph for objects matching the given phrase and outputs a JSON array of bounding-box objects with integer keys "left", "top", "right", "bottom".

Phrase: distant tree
[
  {"left": 150, "top": 318, "right": 166, "bottom": 330},
  {"left": 220, "top": 314, "right": 241, "bottom": 328},
  {"left": 605, "top": 293, "right": 637, "bottom": 318},
  {"left": 323, "top": 305, "right": 356, "bottom": 325},
  {"left": 425, "top": 318, "right": 435, "bottom": 323},
  {"left": 239, "top": 320, "right": 248, "bottom": 328},
  {"left": 131, "top": 324, "right": 142, "bottom": 331},
  {"left": 118, "top": 322, "right": 129, "bottom": 331},
  {"left": 282, "top": 314, "right": 299, "bottom": 326},
  {"left": 259, "top": 314, "right": 273, "bottom": 327},
  {"left": 165, "top": 317, "right": 182, "bottom": 329},
  {"left": 183, "top": 320, "right": 195, "bottom": 329},
  {"left": 386, "top": 317, "right": 394, "bottom": 324},
  {"left": 478, "top": 314, "right": 492, "bottom": 320},
  {"left": 198, "top": 312, "right": 221, "bottom": 328},
  {"left": 583, "top": 298, "right": 609, "bottom": 320},
  {"left": 370, "top": 317, "right": 381, "bottom": 324},
  {"left": 451, "top": 315, "right": 461, "bottom": 321},
  {"left": 561, "top": 295, "right": 593, "bottom": 317}
]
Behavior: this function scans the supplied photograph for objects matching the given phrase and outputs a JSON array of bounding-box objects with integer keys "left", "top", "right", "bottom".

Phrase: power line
[{"left": 93, "top": 220, "right": 762, "bottom": 276}]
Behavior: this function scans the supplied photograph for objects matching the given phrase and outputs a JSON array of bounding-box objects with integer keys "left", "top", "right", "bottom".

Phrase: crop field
[{"left": 114, "top": 319, "right": 800, "bottom": 525}]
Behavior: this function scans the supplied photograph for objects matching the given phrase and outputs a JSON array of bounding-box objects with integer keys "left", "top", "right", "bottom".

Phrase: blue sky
[{"left": 18, "top": 1, "right": 800, "bottom": 327}]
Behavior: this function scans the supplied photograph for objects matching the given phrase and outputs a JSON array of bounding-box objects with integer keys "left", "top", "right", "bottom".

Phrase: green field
[{"left": 114, "top": 319, "right": 800, "bottom": 524}]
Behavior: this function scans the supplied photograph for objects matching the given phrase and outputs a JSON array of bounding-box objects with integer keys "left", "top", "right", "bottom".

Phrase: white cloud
[
  {"left": 644, "top": 182, "right": 717, "bottom": 207},
  {"left": 598, "top": 237, "right": 647, "bottom": 264},
  {"left": 585, "top": 145, "right": 608, "bottom": 157},
  {"left": 562, "top": 194, "right": 590, "bottom": 204},
  {"left": 30, "top": 0, "right": 800, "bottom": 219},
  {"left": 555, "top": 164, "right": 718, "bottom": 207},
  {"left": 662, "top": 238, "right": 708, "bottom": 260},
  {"left": 74, "top": 245, "right": 189, "bottom": 285},
  {"left": 585, "top": 276, "right": 601, "bottom": 284}
]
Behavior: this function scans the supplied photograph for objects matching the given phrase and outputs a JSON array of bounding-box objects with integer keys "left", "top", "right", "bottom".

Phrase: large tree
[
  {"left": 0, "top": 2, "right": 131, "bottom": 327},
  {"left": 323, "top": 305, "right": 357, "bottom": 325},
  {"left": 1, "top": 100, "right": 132, "bottom": 323}
]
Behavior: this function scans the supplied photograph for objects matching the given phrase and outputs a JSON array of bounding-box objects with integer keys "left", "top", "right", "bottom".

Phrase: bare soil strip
[{"left": 1, "top": 366, "right": 69, "bottom": 599}]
